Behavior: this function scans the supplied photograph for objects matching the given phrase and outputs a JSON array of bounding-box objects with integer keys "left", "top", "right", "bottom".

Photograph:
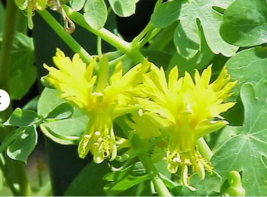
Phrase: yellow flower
[
  {"left": 138, "top": 64, "right": 237, "bottom": 189},
  {"left": 15, "top": 0, "right": 47, "bottom": 29},
  {"left": 43, "top": 49, "right": 149, "bottom": 163}
]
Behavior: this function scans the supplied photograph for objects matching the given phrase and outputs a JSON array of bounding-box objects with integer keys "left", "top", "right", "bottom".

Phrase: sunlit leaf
[
  {"left": 212, "top": 83, "right": 267, "bottom": 196},
  {"left": 225, "top": 46, "right": 267, "bottom": 100},
  {"left": 84, "top": 0, "right": 107, "bottom": 29},
  {"left": 69, "top": 0, "right": 86, "bottom": 11},
  {"left": 108, "top": 0, "right": 136, "bottom": 17},
  {"left": 167, "top": 26, "right": 214, "bottom": 75},
  {"left": 220, "top": 0, "right": 267, "bottom": 47},
  {"left": 172, "top": 172, "right": 221, "bottom": 196},
  {"left": 151, "top": 0, "right": 238, "bottom": 58}
]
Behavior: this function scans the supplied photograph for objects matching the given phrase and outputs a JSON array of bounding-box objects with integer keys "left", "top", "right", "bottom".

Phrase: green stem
[
  {"left": 0, "top": 0, "right": 17, "bottom": 86},
  {"left": 37, "top": 9, "right": 92, "bottom": 64},
  {"left": 38, "top": 172, "right": 43, "bottom": 188},
  {"left": 0, "top": 1, "right": 32, "bottom": 196},
  {"left": 131, "top": 134, "right": 172, "bottom": 196},
  {"left": 96, "top": 56, "right": 109, "bottom": 92},
  {"left": 36, "top": 181, "right": 52, "bottom": 196},
  {"left": 196, "top": 138, "right": 213, "bottom": 161},
  {"left": 97, "top": 37, "right": 102, "bottom": 58},
  {"left": 148, "top": 28, "right": 161, "bottom": 43},
  {"left": 155, "top": 0, "right": 164, "bottom": 8},
  {"left": 13, "top": 162, "right": 32, "bottom": 196},
  {"left": 0, "top": 156, "right": 19, "bottom": 196},
  {"left": 108, "top": 54, "right": 127, "bottom": 68},
  {"left": 138, "top": 28, "right": 153, "bottom": 48},
  {"left": 148, "top": 22, "right": 177, "bottom": 51},
  {"left": 16, "top": 10, "right": 28, "bottom": 34},
  {"left": 117, "top": 119, "right": 172, "bottom": 196},
  {"left": 132, "top": 0, "right": 163, "bottom": 48},
  {"left": 223, "top": 171, "right": 245, "bottom": 196},
  {"left": 132, "top": 22, "right": 153, "bottom": 45},
  {"left": 63, "top": 5, "right": 145, "bottom": 63}
]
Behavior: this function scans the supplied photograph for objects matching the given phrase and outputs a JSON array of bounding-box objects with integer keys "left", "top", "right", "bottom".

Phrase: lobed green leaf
[
  {"left": 151, "top": 0, "right": 238, "bottom": 59},
  {"left": 167, "top": 26, "right": 214, "bottom": 75},
  {"left": 212, "top": 83, "right": 267, "bottom": 196},
  {"left": 172, "top": 172, "right": 221, "bottom": 196},
  {"left": 225, "top": 46, "right": 267, "bottom": 100},
  {"left": 220, "top": 0, "right": 267, "bottom": 47}
]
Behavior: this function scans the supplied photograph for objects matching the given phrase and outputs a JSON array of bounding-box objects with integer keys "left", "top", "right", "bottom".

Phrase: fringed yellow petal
[
  {"left": 200, "top": 65, "right": 212, "bottom": 88},
  {"left": 72, "top": 53, "right": 86, "bottom": 73},
  {"left": 85, "top": 58, "right": 96, "bottom": 81},
  {"left": 110, "top": 62, "right": 123, "bottom": 84},
  {"left": 194, "top": 69, "right": 201, "bottom": 87},
  {"left": 148, "top": 64, "right": 168, "bottom": 94},
  {"left": 105, "top": 60, "right": 149, "bottom": 103},
  {"left": 211, "top": 66, "right": 231, "bottom": 91},
  {"left": 168, "top": 66, "right": 179, "bottom": 90},
  {"left": 53, "top": 49, "right": 72, "bottom": 72},
  {"left": 183, "top": 71, "right": 195, "bottom": 89},
  {"left": 43, "top": 50, "right": 96, "bottom": 112}
]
